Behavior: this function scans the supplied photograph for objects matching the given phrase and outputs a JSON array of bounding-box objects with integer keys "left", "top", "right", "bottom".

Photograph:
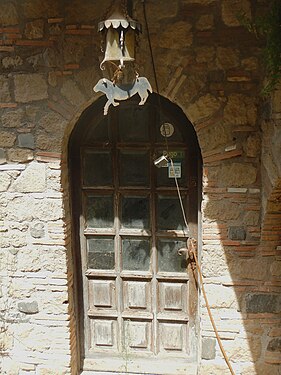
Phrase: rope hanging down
[{"left": 142, "top": 2, "right": 235, "bottom": 374}]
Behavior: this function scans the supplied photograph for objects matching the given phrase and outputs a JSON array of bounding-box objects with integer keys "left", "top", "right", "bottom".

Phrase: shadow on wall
[{"left": 201, "top": 173, "right": 281, "bottom": 374}]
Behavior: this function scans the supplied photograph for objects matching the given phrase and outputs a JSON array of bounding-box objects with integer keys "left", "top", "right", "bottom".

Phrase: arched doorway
[{"left": 69, "top": 94, "right": 202, "bottom": 374}]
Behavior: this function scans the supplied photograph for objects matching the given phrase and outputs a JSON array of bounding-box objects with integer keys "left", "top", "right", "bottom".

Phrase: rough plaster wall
[{"left": 0, "top": 0, "right": 280, "bottom": 374}]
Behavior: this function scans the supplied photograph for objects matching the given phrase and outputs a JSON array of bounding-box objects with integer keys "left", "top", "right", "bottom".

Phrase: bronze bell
[{"left": 98, "top": 1, "right": 141, "bottom": 69}]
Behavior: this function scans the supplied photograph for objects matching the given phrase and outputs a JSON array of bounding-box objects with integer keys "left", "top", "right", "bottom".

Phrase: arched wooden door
[{"left": 69, "top": 95, "right": 201, "bottom": 375}]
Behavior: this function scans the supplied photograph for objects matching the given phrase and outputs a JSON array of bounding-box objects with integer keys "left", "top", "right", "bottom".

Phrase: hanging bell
[{"left": 98, "top": 1, "right": 141, "bottom": 69}]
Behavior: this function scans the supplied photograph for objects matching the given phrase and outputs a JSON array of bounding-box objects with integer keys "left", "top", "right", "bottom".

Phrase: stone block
[
  {"left": 10, "top": 162, "right": 46, "bottom": 193},
  {"left": 47, "top": 169, "right": 62, "bottom": 191},
  {"left": 61, "top": 79, "right": 86, "bottom": 107},
  {"left": 216, "top": 47, "right": 240, "bottom": 70},
  {"left": 63, "top": 36, "right": 89, "bottom": 64},
  {"left": 228, "top": 226, "right": 246, "bottom": 241},
  {"left": 23, "top": 0, "right": 60, "bottom": 18},
  {"left": 176, "top": 73, "right": 206, "bottom": 105},
  {"left": 25, "top": 105, "right": 40, "bottom": 122},
  {"left": 7, "top": 148, "right": 34, "bottom": 162},
  {"left": 0, "top": 2, "right": 18, "bottom": 25},
  {"left": 48, "top": 71, "right": 58, "bottom": 87},
  {"left": 271, "top": 261, "right": 281, "bottom": 277},
  {"left": 147, "top": 0, "right": 178, "bottom": 20},
  {"left": 245, "top": 134, "right": 261, "bottom": 158},
  {"left": 209, "top": 163, "right": 257, "bottom": 187},
  {"left": 203, "top": 199, "right": 240, "bottom": 221},
  {"left": 196, "top": 14, "right": 214, "bottom": 31},
  {"left": 0, "top": 130, "right": 16, "bottom": 147},
  {"left": 242, "top": 57, "right": 259, "bottom": 71},
  {"left": 227, "top": 187, "right": 247, "bottom": 193},
  {"left": 0, "top": 76, "right": 11, "bottom": 102},
  {"left": 18, "top": 300, "right": 39, "bottom": 314},
  {"left": 2, "top": 55, "right": 23, "bottom": 69},
  {"left": 14, "top": 74, "right": 48, "bottom": 103},
  {"left": 6, "top": 196, "right": 34, "bottom": 222},
  {"left": 43, "top": 47, "right": 62, "bottom": 68},
  {"left": 65, "top": 0, "right": 110, "bottom": 22},
  {"left": 243, "top": 211, "right": 259, "bottom": 226},
  {"left": 18, "top": 133, "right": 35, "bottom": 149},
  {"left": 188, "top": 94, "right": 221, "bottom": 123},
  {"left": 75, "top": 66, "right": 103, "bottom": 97},
  {"left": 3, "top": 229, "right": 28, "bottom": 248},
  {"left": 199, "top": 360, "right": 230, "bottom": 375},
  {"left": 2, "top": 108, "right": 25, "bottom": 128},
  {"left": 37, "top": 366, "right": 69, "bottom": 375},
  {"left": 153, "top": 21, "right": 193, "bottom": 49},
  {"left": 267, "top": 338, "right": 281, "bottom": 352},
  {"left": 33, "top": 198, "right": 64, "bottom": 221},
  {"left": 204, "top": 284, "right": 238, "bottom": 308},
  {"left": 222, "top": 0, "right": 251, "bottom": 27},
  {"left": 30, "top": 222, "right": 45, "bottom": 238},
  {"left": 224, "top": 94, "right": 257, "bottom": 126},
  {"left": 199, "top": 123, "right": 232, "bottom": 151},
  {"left": 202, "top": 337, "right": 216, "bottom": 360},
  {"left": 38, "top": 111, "right": 67, "bottom": 134},
  {"left": 202, "top": 246, "right": 230, "bottom": 278},
  {"left": 196, "top": 47, "right": 215, "bottom": 64},
  {"left": 25, "top": 19, "right": 44, "bottom": 39},
  {"left": 0, "top": 148, "right": 6, "bottom": 164},
  {"left": 1, "top": 357, "right": 21, "bottom": 375},
  {"left": 0, "top": 172, "right": 12, "bottom": 192},
  {"left": 36, "top": 132, "right": 62, "bottom": 152},
  {"left": 245, "top": 294, "right": 281, "bottom": 314}
]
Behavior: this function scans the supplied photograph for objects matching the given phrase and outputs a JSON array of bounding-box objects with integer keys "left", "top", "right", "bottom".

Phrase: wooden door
[{"left": 70, "top": 96, "right": 200, "bottom": 375}]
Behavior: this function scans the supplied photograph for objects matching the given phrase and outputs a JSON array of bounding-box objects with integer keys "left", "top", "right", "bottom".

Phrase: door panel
[
  {"left": 124, "top": 280, "right": 151, "bottom": 310},
  {"left": 89, "top": 280, "right": 116, "bottom": 309},
  {"left": 72, "top": 98, "right": 200, "bottom": 374},
  {"left": 91, "top": 319, "right": 117, "bottom": 348}
]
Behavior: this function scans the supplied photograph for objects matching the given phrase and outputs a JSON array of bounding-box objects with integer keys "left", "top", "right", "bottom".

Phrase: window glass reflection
[
  {"left": 122, "top": 238, "right": 150, "bottom": 271},
  {"left": 157, "top": 239, "right": 187, "bottom": 272},
  {"left": 157, "top": 196, "right": 186, "bottom": 231},
  {"left": 83, "top": 151, "right": 112, "bottom": 186},
  {"left": 119, "top": 151, "right": 149, "bottom": 186},
  {"left": 86, "top": 195, "right": 114, "bottom": 228},
  {"left": 87, "top": 237, "right": 115, "bottom": 269},
  {"left": 121, "top": 196, "right": 150, "bottom": 229}
]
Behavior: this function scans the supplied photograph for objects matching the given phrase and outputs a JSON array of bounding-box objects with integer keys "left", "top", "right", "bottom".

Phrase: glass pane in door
[
  {"left": 86, "top": 195, "right": 114, "bottom": 228},
  {"left": 157, "top": 239, "right": 187, "bottom": 272},
  {"left": 87, "top": 237, "right": 115, "bottom": 269},
  {"left": 83, "top": 151, "right": 112, "bottom": 186},
  {"left": 121, "top": 196, "right": 150, "bottom": 229},
  {"left": 157, "top": 195, "right": 186, "bottom": 231},
  {"left": 119, "top": 151, "right": 149, "bottom": 186},
  {"left": 122, "top": 238, "right": 151, "bottom": 271}
]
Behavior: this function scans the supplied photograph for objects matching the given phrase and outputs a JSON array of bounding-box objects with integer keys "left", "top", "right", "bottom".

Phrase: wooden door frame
[{"left": 68, "top": 95, "right": 202, "bottom": 374}]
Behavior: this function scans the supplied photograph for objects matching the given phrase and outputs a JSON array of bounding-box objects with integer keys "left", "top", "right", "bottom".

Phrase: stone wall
[{"left": 0, "top": 1, "right": 280, "bottom": 374}]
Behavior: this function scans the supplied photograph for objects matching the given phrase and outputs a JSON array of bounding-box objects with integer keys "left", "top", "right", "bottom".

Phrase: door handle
[{"left": 178, "top": 247, "right": 188, "bottom": 258}]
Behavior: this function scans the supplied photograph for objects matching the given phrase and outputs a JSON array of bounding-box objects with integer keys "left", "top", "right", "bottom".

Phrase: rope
[
  {"left": 142, "top": 0, "right": 170, "bottom": 155},
  {"left": 142, "top": 2, "right": 235, "bottom": 373}
]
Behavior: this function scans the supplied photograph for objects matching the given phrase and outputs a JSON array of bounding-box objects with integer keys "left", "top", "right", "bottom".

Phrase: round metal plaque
[{"left": 160, "top": 123, "right": 174, "bottom": 138}]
